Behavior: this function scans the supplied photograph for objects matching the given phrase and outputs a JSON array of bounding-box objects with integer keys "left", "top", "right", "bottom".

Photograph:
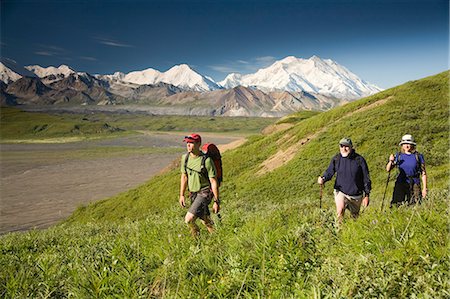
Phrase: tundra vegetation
[
  {"left": 0, "top": 109, "right": 277, "bottom": 142},
  {"left": 1, "top": 72, "right": 448, "bottom": 298}
]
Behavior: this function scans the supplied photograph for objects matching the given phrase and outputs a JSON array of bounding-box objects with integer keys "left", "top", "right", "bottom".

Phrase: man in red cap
[{"left": 179, "top": 133, "right": 220, "bottom": 237}]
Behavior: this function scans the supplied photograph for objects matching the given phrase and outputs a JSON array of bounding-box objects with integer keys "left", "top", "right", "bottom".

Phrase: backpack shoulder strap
[
  {"left": 184, "top": 153, "right": 190, "bottom": 172},
  {"left": 333, "top": 153, "right": 340, "bottom": 171},
  {"left": 201, "top": 154, "right": 207, "bottom": 171},
  {"left": 414, "top": 151, "right": 420, "bottom": 163},
  {"left": 414, "top": 151, "right": 422, "bottom": 174},
  {"left": 201, "top": 154, "right": 209, "bottom": 179},
  {"left": 184, "top": 153, "right": 209, "bottom": 181},
  {"left": 183, "top": 153, "right": 190, "bottom": 191}
]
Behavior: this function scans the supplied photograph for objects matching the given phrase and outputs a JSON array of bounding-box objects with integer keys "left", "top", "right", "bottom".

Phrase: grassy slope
[{"left": 1, "top": 72, "right": 449, "bottom": 298}]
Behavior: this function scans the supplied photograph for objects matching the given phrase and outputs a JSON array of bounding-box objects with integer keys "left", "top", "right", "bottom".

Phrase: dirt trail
[
  {"left": 257, "top": 98, "right": 390, "bottom": 175},
  {"left": 0, "top": 133, "right": 242, "bottom": 234}
]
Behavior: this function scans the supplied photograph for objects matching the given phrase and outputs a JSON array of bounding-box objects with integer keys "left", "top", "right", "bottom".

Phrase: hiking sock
[{"left": 188, "top": 222, "right": 200, "bottom": 237}]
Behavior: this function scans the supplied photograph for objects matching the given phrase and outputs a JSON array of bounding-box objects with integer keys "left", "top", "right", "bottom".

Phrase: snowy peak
[
  {"left": 111, "top": 64, "right": 220, "bottom": 92},
  {"left": 0, "top": 56, "right": 382, "bottom": 101},
  {"left": 0, "top": 59, "right": 37, "bottom": 84},
  {"left": 163, "top": 64, "right": 220, "bottom": 92},
  {"left": 278, "top": 55, "right": 301, "bottom": 64},
  {"left": 219, "top": 73, "right": 243, "bottom": 89},
  {"left": 164, "top": 64, "right": 201, "bottom": 86},
  {"left": 221, "top": 55, "right": 383, "bottom": 99},
  {"left": 122, "top": 67, "right": 162, "bottom": 85},
  {"left": 0, "top": 63, "right": 23, "bottom": 84},
  {"left": 25, "top": 64, "right": 75, "bottom": 79},
  {"left": 96, "top": 71, "right": 126, "bottom": 81},
  {"left": 167, "top": 64, "right": 193, "bottom": 73}
]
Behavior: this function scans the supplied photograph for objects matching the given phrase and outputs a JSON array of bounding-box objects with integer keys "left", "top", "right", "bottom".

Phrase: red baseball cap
[{"left": 183, "top": 133, "right": 201, "bottom": 143}]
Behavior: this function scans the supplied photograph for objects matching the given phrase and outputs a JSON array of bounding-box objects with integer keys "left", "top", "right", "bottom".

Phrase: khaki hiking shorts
[
  {"left": 334, "top": 190, "right": 363, "bottom": 216},
  {"left": 189, "top": 188, "right": 213, "bottom": 218}
]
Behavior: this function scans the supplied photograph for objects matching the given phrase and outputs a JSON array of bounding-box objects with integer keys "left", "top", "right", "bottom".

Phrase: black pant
[{"left": 391, "top": 181, "right": 421, "bottom": 207}]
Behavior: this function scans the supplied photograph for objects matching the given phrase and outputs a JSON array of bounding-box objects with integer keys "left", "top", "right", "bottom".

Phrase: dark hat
[
  {"left": 339, "top": 137, "right": 353, "bottom": 147},
  {"left": 183, "top": 133, "right": 201, "bottom": 143}
]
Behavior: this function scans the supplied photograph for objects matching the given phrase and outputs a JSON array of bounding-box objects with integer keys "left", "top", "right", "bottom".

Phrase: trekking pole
[
  {"left": 381, "top": 171, "right": 391, "bottom": 212},
  {"left": 319, "top": 183, "right": 323, "bottom": 209},
  {"left": 381, "top": 154, "right": 397, "bottom": 212}
]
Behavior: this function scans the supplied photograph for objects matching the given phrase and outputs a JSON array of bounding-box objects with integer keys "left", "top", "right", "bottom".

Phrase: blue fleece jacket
[{"left": 322, "top": 151, "right": 371, "bottom": 196}]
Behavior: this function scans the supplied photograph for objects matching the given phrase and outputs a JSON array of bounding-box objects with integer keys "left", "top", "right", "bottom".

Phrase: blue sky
[{"left": 1, "top": 0, "right": 448, "bottom": 88}]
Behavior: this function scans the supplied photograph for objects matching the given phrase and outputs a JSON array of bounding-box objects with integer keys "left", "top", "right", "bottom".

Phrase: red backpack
[
  {"left": 184, "top": 143, "right": 223, "bottom": 186},
  {"left": 201, "top": 143, "right": 223, "bottom": 186}
]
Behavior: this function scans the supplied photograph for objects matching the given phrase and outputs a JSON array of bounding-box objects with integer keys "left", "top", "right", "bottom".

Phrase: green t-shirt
[{"left": 181, "top": 153, "right": 216, "bottom": 192}]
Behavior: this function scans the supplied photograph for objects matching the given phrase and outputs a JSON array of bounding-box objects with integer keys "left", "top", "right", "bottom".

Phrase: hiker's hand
[
  {"left": 422, "top": 188, "right": 427, "bottom": 198},
  {"left": 362, "top": 196, "right": 369, "bottom": 207},
  {"left": 213, "top": 202, "right": 220, "bottom": 213},
  {"left": 389, "top": 154, "right": 395, "bottom": 162},
  {"left": 317, "top": 176, "right": 324, "bottom": 185},
  {"left": 179, "top": 195, "right": 186, "bottom": 208}
]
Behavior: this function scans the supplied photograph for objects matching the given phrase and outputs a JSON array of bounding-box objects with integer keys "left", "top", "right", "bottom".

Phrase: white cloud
[
  {"left": 34, "top": 44, "right": 69, "bottom": 58},
  {"left": 209, "top": 56, "right": 278, "bottom": 75},
  {"left": 44, "top": 45, "right": 66, "bottom": 52},
  {"left": 80, "top": 56, "right": 97, "bottom": 61},
  {"left": 35, "top": 51, "right": 54, "bottom": 56},
  {"left": 95, "top": 37, "right": 133, "bottom": 48},
  {"left": 209, "top": 65, "right": 241, "bottom": 73},
  {"left": 3, "top": 57, "right": 17, "bottom": 64},
  {"left": 255, "top": 56, "right": 276, "bottom": 64}
]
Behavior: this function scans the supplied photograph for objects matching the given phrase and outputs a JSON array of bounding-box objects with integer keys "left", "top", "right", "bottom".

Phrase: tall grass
[
  {"left": 1, "top": 192, "right": 448, "bottom": 298},
  {"left": 1, "top": 71, "right": 449, "bottom": 298}
]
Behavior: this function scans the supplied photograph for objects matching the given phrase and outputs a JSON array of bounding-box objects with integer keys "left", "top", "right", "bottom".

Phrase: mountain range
[
  {"left": 0, "top": 56, "right": 382, "bottom": 116},
  {"left": 219, "top": 56, "right": 381, "bottom": 99}
]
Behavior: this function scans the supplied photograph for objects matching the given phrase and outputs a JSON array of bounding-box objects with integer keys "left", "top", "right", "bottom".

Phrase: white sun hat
[{"left": 399, "top": 134, "right": 417, "bottom": 146}]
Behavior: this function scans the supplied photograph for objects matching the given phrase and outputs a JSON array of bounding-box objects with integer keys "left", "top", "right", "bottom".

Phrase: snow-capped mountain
[
  {"left": 0, "top": 63, "right": 22, "bottom": 84},
  {"left": 25, "top": 65, "right": 75, "bottom": 79},
  {"left": 219, "top": 56, "right": 382, "bottom": 99},
  {"left": 108, "top": 64, "right": 221, "bottom": 92},
  {"left": 97, "top": 71, "right": 126, "bottom": 82},
  {"left": 219, "top": 73, "right": 243, "bottom": 89},
  {"left": 0, "top": 59, "right": 37, "bottom": 84},
  {"left": 162, "top": 64, "right": 221, "bottom": 91},
  {"left": 121, "top": 68, "right": 161, "bottom": 85},
  {"left": 0, "top": 56, "right": 384, "bottom": 115}
]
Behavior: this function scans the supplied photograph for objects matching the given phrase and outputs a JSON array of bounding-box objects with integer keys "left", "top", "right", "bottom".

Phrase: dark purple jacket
[{"left": 322, "top": 151, "right": 371, "bottom": 196}]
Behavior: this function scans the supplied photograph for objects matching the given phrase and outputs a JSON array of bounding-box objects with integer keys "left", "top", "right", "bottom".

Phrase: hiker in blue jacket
[
  {"left": 317, "top": 138, "right": 371, "bottom": 224},
  {"left": 386, "top": 134, "right": 427, "bottom": 206}
]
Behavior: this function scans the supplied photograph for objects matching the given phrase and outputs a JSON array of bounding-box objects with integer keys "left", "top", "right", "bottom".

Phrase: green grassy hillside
[{"left": 1, "top": 71, "right": 449, "bottom": 298}]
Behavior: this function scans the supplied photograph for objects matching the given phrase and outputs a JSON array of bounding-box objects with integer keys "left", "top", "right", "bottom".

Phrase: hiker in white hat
[{"left": 386, "top": 134, "right": 427, "bottom": 206}]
